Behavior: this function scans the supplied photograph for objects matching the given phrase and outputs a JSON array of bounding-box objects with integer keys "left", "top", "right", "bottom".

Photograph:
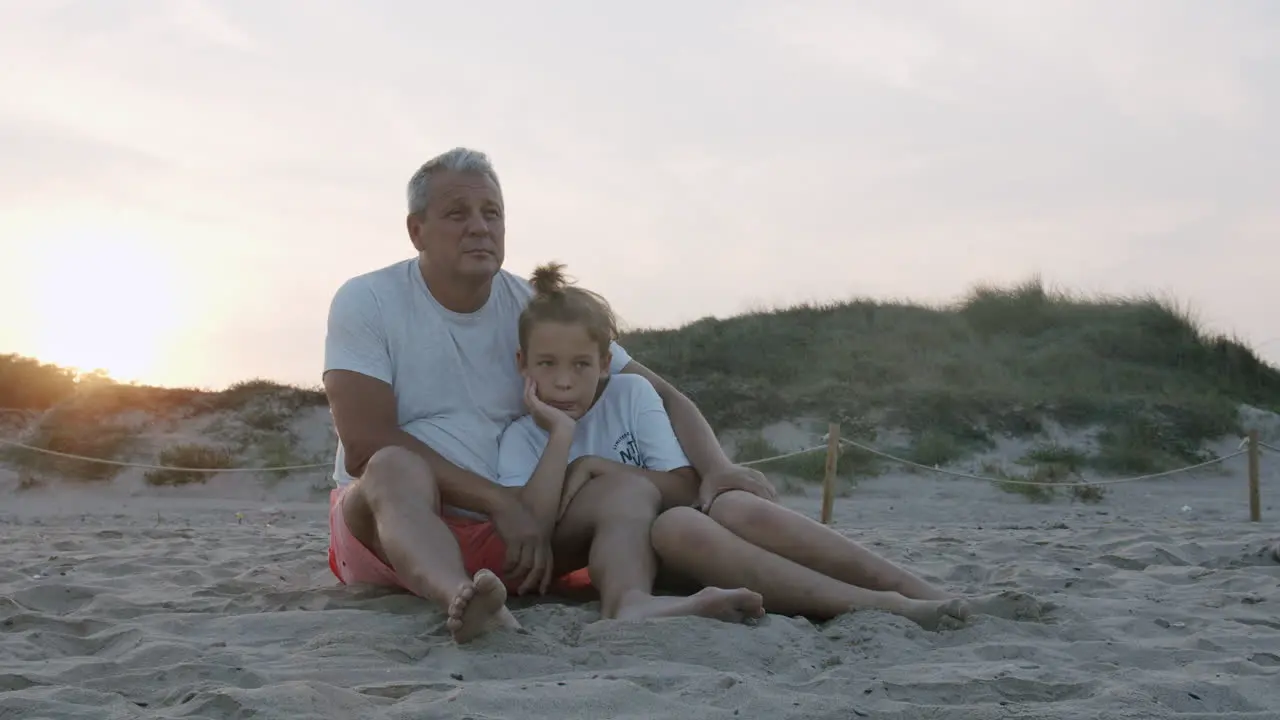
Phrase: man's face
[
  {"left": 518, "top": 321, "right": 610, "bottom": 420},
  {"left": 408, "top": 170, "right": 505, "bottom": 282}
]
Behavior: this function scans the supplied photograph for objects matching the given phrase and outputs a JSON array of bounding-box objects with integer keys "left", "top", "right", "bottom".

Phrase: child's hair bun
[{"left": 530, "top": 262, "right": 568, "bottom": 297}]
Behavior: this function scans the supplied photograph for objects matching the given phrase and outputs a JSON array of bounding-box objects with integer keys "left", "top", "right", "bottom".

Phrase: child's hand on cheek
[{"left": 524, "top": 377, "right": 576, "bottom": 435}]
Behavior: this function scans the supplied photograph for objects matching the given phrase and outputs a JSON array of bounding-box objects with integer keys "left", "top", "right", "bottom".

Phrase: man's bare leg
[
  {"left": 706, "top": 491, "right": 1048, "bottom": 621},
  {"left": 343, "top": 447, "right": 519, "bottom": 642},
  {"left": 552, "top": 472, "right": 763, "bottom": 623},
  {"left": 652, "top": 506, "right": 968, "bottom": 629},
  {"left": 707, "top": 490, "right": 950, "bottom": 600}
]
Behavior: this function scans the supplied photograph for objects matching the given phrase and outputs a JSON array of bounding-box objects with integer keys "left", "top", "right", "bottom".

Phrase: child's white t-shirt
[{"left": 496, "top": 374, "right": 691, "bottom": 487}]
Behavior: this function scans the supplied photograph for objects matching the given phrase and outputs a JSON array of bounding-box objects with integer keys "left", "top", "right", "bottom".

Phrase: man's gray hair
[{"left": 406, "top": 147, "right": 502, "bottom": 215}]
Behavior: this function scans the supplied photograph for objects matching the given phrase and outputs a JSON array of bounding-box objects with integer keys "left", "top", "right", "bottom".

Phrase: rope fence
[
  {"left": 0, "top": 432, "right": 863, "bottom": 476},
  {"left": 834, "top": 436, "right": 1244, "bottom": 488},
  {"left": 0, "top": 435, "right": 824, "bottom": 474},
  {"left": 0, "top": 421, "right": 1271, "bottom": 522},
  {"left": 740, "top": 444, "right": 828, "bottom": 467},
  {"left": 738, "top": 435, "right": 1245, "bottom": 488},
  {"left": 0, "top": 436, "right": 330, "bottom": 473},
  {"left": 739, "top": 424, "right": 1270, "bottom": 524},
  {"left": 3, "top": 431, "right": 1254, "bottom": 481}
]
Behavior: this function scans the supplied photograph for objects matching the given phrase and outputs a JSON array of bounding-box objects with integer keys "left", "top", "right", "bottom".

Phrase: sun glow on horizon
[{"left": 15, "top": 225, "right": 192, "bottom": 386}]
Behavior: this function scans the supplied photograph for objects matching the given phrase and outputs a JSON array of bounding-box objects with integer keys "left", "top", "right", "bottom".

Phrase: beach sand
[{"left": 2, "top": 456, "right": 1279, "bottom": 719}]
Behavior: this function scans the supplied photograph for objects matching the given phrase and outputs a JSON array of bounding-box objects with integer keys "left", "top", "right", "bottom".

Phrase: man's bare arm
[
  {"left": 324, "top": 369, "right": 505, "bottom": 514},
  {"left": 642, "top": 466, "right": 700, "bottom": 509},
  {"left": 619, "top": 361, "right": 733, "bottom": 477}
]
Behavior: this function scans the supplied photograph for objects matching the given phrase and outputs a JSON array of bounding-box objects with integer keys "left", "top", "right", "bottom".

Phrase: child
[
  {"left": 496, "top": 262, "right": 699, "bottom": 534},
  {"left": 498, "top": 262, "right": 1044, "bottom": 630}
]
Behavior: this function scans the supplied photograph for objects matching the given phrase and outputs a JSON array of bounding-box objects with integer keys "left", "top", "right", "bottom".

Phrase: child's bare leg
[
  {"left": 553, "top": 473, "right": 764, "bottom": 623},
  {"left": 707, "top": 490, "right": 950, "bottom": 601},
  {"left": 651, "top": 507, "right": 966, "bottom": 630}
]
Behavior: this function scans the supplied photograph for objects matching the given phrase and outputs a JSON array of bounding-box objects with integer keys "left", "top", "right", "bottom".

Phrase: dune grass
[
  {"left": 144, "top": 443, "right": 236, "bottom": 486},
  {"left": 11, "top": 424, "right": 139, "bottom": 481},
  {"left": 0, "top": 357, "right": 328, "bottom": 480},
  {"left": 619, "top": 278, "right": 1280, "bottom": 477}
]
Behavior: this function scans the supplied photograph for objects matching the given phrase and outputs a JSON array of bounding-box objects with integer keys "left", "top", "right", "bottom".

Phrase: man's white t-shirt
[
  {"left": 323, "top": 258, "right": 633, "bottom": 497},
  {"left": 495, "top": 374, "right": 691, "bottom": 488}
]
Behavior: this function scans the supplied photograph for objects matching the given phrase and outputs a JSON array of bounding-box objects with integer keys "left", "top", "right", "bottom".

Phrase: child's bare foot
[
  {"left": 965, "top": 590, "right": 1047, "bottom": 621},
  {"left": 899, "top": 597, "right": 969, "bottom": 630},
  {"left": 614, "top": 587, "right": 765, "bottom": 624},
  {"left": 445, "top": 569, "right": 521, "bottom": 643}
]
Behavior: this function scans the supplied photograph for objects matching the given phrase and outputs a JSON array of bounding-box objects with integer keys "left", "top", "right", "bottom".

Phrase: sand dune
[{"left": 2, "top": 456, "right": 1278, "bottom": 720}]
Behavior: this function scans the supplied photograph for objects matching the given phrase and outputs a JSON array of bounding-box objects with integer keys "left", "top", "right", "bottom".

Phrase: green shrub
[{"left": 144, "top": 444, "right": 235, "bottom": 486}]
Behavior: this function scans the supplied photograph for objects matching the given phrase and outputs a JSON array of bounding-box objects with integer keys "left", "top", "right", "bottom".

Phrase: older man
[{"left": 323, "top": 147, "right": 769, "bottom": 642}]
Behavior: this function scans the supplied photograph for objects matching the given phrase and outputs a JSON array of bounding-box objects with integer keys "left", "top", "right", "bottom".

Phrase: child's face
[{"left": 519, "top": 321, "right": 610, "bottom": 420}]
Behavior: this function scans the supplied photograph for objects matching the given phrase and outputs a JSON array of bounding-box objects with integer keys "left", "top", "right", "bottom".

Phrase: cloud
[
  {"left": 2, "top": 0, "right": 1277, "bottom": 385},
  {"left": 738, "top": 3, "right": 947, "bottom": 96}
]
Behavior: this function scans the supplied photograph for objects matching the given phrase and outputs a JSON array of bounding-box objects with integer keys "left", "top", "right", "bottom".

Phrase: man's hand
[
  {"left": 697, "top": 464, "right": 778, "bottom": 512},
  {"left": 489, "top": 489, "right": 555, "bottom": 595}
]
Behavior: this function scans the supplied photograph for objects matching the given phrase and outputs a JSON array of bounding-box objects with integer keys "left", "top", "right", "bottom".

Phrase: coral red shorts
[{"left": 326, "top": 485, "right": 592, "bottom": 595}]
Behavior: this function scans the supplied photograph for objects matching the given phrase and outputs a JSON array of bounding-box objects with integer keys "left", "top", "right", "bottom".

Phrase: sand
[{"left": 2, "top": 452, "right": 1279, "bottom": 719}]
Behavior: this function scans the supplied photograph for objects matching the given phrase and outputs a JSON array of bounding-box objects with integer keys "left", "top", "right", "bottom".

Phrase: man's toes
[
  {"left": 448, "top": 583, "right": 475, "bottom": 618},
  {"left": 472, "top": 569, "right": 505, "bottom": 594}
]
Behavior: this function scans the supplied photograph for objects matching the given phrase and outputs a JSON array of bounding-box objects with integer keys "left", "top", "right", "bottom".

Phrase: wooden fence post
[
  {"left": 1248, "top": 429, "right": 1261, "bottom": 522},
  {"left": 821, "top": 423, "right": 841, "bottom": 525}
]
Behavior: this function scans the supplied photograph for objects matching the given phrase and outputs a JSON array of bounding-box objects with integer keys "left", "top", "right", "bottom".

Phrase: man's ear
[
  {"left": 515, "top": 349, "right": 526, "bottom": 375},
  {"left": 406, "top": 212, "right": 425, "bottom": 251},
  {"left": 602, "top": 350, "right": 613, "bottom": 374}
]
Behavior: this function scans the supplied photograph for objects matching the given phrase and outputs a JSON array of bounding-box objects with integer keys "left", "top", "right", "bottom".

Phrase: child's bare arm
[{"left": 518, "top": 425, "right": 574, "bottom": 536}]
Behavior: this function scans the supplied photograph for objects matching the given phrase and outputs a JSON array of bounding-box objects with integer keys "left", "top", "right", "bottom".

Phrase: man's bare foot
[
  {"left": 445, "top": 569, "right": 522, "bottom": 643},
  {"left": 964, "top": 590, "right": 1048, "bottom": 621},
  {"left": 898, "top": 597, "right": 969, "bottom": 631},
  {"left": 613, "top": 587, "right": 765, "bottom": 624}
]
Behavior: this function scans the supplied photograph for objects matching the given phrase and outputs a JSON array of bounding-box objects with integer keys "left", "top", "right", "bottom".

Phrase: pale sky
[{"left": 1, "top": 0, "right": 1277, "bottom": 389}]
